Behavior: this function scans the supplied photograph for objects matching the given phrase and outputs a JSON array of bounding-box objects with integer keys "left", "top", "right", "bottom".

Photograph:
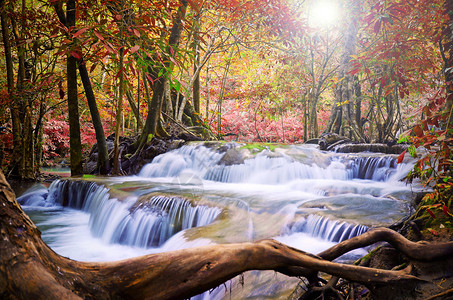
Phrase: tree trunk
[
  {"left": 0, "top": 9, "right": 21, "bottom": 177},
  {"left": 302, "top": 93, "right": 308, "bottom": 141},
  {"left": 444, "top": 0, "right": 453, "bottom": 134},
  {"left": 0, "top": 11, "right": 14, "bottom": 93},
  {"left": 112, "top": 48, "right": 125, "bottom": 175},
  {"left": 66, "top": 0, "right": 83, "bottom": 176},
  {"left": 308, "top": 93, "right": 319, "bottom": 139},
  {"left": 126, "top": 90, "right": 143, "bottom": 129},
  {"left": 134, "top": 0, "right": 188, "bottom": 152},
  {"left": 67, "top": 53, "right": 83, "bottom": 176},
  {"left": 193, "top": 16, "right": 201, "bottom": 114},
  {"left": 78, "top": 61, "right": 110, "bottom": 175}
]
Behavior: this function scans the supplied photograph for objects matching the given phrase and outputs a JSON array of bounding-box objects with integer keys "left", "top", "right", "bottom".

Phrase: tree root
[{"left": 423, "top": 288, "right": 453, "bottom": 300}]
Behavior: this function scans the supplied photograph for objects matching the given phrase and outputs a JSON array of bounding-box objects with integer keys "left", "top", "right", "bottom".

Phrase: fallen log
[{"left": 1, "top": 170, "right": 452, "bottom": 299}]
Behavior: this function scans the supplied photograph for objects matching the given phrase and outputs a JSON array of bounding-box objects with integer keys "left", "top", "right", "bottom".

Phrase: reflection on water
[{"left": 16, "top": 142, "right": 423, "bottom": 299}]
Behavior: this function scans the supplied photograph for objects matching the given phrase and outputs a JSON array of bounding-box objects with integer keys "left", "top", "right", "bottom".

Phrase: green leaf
[
  {"left": 408, "top": 145, "right": 417, "bottom": 158},
  {"left": 174, "top": 80, "right": 181, "bottom": 93},
  {"left": 397, "top": 135, "right": 409, "bottom": 143}
]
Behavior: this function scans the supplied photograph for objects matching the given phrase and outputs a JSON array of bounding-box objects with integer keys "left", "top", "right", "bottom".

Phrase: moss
[
  {"left": 146, "top": 134, "right": 154, "bottom": 144},
  {"left": 355, "top": 246, "right": 382, "bottom": 266},
  {"left": 240, "top": 142, "right": 285, "bottom": 152},
  {"left": 82, "top": 174, "right": 96, "bottom": 179}
]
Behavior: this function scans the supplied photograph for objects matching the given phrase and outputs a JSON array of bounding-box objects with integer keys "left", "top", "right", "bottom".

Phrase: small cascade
[
  {"left": 17, "top": 184, "right": 49, "bottom": 207},
  {"left": 288, "top": 214, "right": 368, "bottom": 242},
  {"left": 104, "top": 196, "right": 221, "bottom": 247},
  {"left": 139, "top": 145, "right": 224, "bottom": 178},
  {"left": 138, "top": 143, "right": 410, "bottom": 184},
  {"left": 346, "top": 156, "right": 397, "bottom": 181},
  {"left": 204, "top": 155, "right": 349, "bottom": 183},
  {"left": 21, "top": 180, "right": 221, "bottom": 248}
]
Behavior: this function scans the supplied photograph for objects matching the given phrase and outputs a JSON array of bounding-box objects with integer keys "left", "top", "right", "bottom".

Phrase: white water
[{"left": 17, "top": 142, "right": 422, "bottom": 298}]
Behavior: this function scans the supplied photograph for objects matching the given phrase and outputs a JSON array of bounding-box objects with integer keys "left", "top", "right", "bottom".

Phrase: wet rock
[
  {"left": 334, "top": 143, "right": 409, "bottom": 154},
  {"left": 318, "top": 133, "right": 352, "bottom": 150},
  {"left": 304, "top": 138, "right": 319, "bottom": 144},
  {"left": 218, "top": 148, "right": 245, "bottom": 166}
]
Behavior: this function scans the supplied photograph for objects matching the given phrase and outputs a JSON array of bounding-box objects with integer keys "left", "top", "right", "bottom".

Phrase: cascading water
[
  {"left": 18, "top": 179, "right": 221, "bottom": 249},
  {"left": 285, "top": 214, "right": 369, "bottom": 243},
  {"left": 17, "top": 142, "right": 423, "bottom": 299}
]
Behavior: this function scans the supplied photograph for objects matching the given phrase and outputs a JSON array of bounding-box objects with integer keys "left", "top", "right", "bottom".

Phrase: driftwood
[{"left": 1, "top": 170, "right": 453, "bottom": 299}]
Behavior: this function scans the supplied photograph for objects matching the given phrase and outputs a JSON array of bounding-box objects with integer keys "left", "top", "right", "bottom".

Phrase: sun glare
[{"left": 309, "top": 0, "right": 340, "bottom": 29}]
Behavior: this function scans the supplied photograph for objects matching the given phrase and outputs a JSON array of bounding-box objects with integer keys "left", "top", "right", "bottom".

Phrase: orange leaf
[
  {"left": 427, "top": 228, "right": 438, "bottom": 236},
  {"left": 412, "top": 125, "right": 423, "bottom": 138},
  {"left": 397, "top": 149, "right": 407, "bottom": 164}
]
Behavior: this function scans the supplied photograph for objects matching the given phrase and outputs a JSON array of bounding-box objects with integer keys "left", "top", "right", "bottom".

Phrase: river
[{"left": 16, "top": 142, "right": 422, "bottom": 299}]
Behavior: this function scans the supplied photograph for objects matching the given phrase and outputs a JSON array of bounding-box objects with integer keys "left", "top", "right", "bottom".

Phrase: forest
[{"left": 1, "top": 0, "right": 453, "bottom": 299}]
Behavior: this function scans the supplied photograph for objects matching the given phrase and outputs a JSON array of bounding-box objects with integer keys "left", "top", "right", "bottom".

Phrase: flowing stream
[{"left": 17, "top": 142, "right": 422, "bottom": 299}]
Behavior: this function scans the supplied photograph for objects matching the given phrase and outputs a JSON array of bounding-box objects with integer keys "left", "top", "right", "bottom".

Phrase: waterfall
[
  {"left": 346, "top": 156, "right": 397, "bottom": 181},
  {"left": 22, "top": 180, "right": 221, "bottom": 248},
  {"left": 105, "top": 195, "right": 222, "bottom": 247},
  {"left": 139, "top": 145, "right": 224, "bottom": 178},
  {"left": 17, "top": 184, "right": 49, "bottom": 207},
  {"left": 287, "top": 214, "right": 369, "bottom": 242},
  {"left": 138, "top": 143, "right": 409, "bottom": 184}
]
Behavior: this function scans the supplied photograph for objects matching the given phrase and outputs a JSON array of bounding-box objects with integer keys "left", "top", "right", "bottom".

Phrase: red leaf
[
  {"left": 427, "top": 208, "right": 436, "bottom": 219},
  {"left": 73, "top": 27, "right": 87, "bottom": 38},
  {"left": 59, "top": 88, "right": 65, "bottom": 99},
  {"left": 374, "top": 20, "right": 381, "bottom": 33},
  {"left": 443, "top": 205, "right": 450, "bottom": 216},
  {"left": 427, "top": 228, "right": 438, "bottom": 236},
  {"left": 70, "top": 51, "right": 82, "bottom": 60},
  {"left": 133, "top": 28, "right": 140, "bottom": 38},
  {"left": 130, "top": 45, "right": 140, "bottom": 54},
  {"left": 145, "top": 73, "right": 154, "bottom": 84},
  {"left": 94, "top": 31, "right": 104, "bottom": 41},
  {"left": 397, "top": 149, "right": 407, "bottom": 164}
]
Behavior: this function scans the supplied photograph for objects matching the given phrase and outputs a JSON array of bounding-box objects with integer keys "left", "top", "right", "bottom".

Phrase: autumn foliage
[{"left": 0, "top": 0, "right": 451, "bottom": 177}]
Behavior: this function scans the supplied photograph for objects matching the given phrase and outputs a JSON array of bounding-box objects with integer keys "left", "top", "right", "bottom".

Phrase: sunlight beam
[{"left": 309, "top": 0, "right": 341, "bottom": 29}]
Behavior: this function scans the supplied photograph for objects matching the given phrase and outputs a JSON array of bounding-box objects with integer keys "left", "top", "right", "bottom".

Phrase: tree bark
[
  {"left": 66, "top": 0, "right": 83, "bottom": 176},
  {"left": 0, "top": 9, "right": 22, "bottom": 177},
  {"left": 126, "top": 89, "right": 143, "bottom": 129},
  {"left": 192, "top": 14, "right": 201, "bottom": 114},
  {"left": 112, "top": 48, "right": 125, "bottom": 175},
  {"left": 78, "top": 61, "right": 110, "bottom": 175},
  {"left": 444, "top": 1, "right": 453, "bottom": 134}
]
